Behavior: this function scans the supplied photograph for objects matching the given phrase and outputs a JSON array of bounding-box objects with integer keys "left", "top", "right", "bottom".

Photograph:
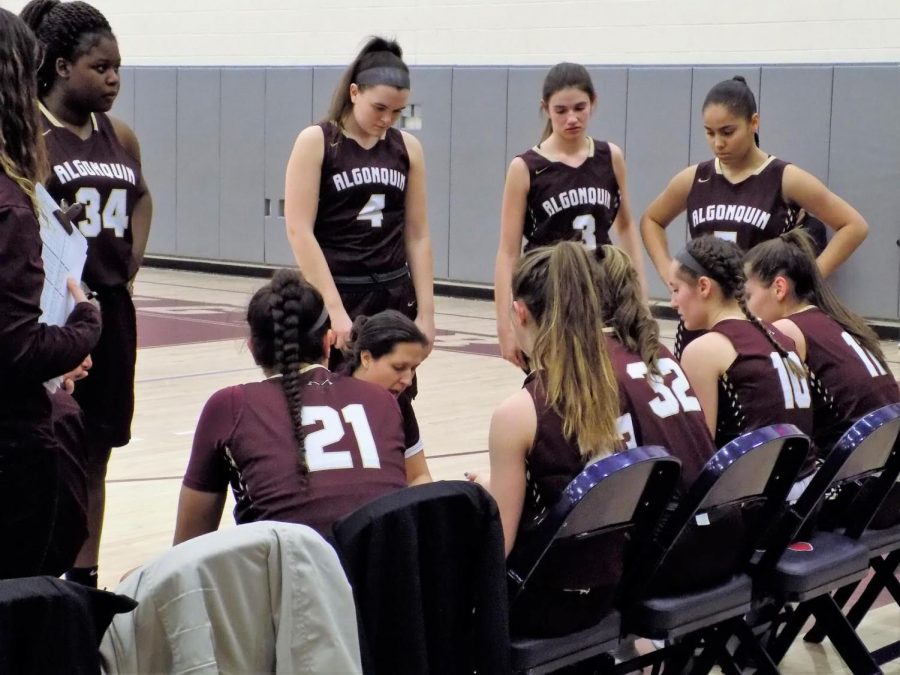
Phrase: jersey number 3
[
  {"left": 75, "top": 187, "right": 128, "bottom": 238},
  {"left": 302, "top": 404, "right": 381, "bottom": 471}
]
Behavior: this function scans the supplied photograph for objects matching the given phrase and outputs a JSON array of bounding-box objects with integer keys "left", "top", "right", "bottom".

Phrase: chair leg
[
  {"left": 808, "top": 594, "right": 883, "bottom": 675},
  {"left": 690, "top": 624, "right": 733, "bottom": 675},
  {"left": 660, "top": 635, "right": 697, "bottom": 674},
  {"left": 731, "top": 618, "right": 780, "bottom": 675},
  {"left": 845, "top": 551, "right": 900, "bottom": 629},
  {"left": 766, "top": 602, "right": 813, "bottom": 665},
  {"left": 803, "top": 580, "right": 859, "bottom": 643},
  {"left": 873, "top": 552, "right": 900, "bottom": 605}
]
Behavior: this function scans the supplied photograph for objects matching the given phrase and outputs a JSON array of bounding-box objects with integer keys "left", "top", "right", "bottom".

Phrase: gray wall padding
[{"left": 110, "top": 63, "right": 900, "bottom": 319}]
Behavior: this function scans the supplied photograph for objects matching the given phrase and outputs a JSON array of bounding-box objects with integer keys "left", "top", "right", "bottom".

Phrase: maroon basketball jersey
[
  {"left": 686, "top": 157, "right": 796, "bottom": 250},
  {"left": 183, "top": 366, "right": 408, "bottom": 536},
  {"left": 709, "top": 319, "right": 815, "bottom": 464},
  {"left": 41, "top": 107, "right": 142, "bottom": 288},
  {"left": 606, "top": 337, "right": 716, "bottom": 490},
  {"left": 315, "top": 122, "right": 410, "bottom": 276},
  {"left": 520, "top": 373, "right": 588, "bottom": 528},
  {"left": 520, "top": 139, "right": 620, "bottom": 252},
  {"left": 788, "top": 308, "right": 899, "bottom": 451},
  {"left": 518, "top": 373, "right": 625, "bottom": 599}
]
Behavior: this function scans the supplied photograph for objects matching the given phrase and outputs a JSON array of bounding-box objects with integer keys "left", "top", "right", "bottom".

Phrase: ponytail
[
  {"left": 513, "top": 242, "right": 620, "bottom": 460},
  {"left": 593, "top": 245, "right": 662, "bottom": 377},
  {"left": 326, "top": 36, "right": 409, "bottom": 131},
  {"left": 745, "top": 229, "right": 889, "bottom": 372}
]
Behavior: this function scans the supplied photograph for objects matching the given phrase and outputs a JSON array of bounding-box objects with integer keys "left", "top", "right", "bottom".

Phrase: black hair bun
[{"left": 732, "top": 75, "right": 748, "bottom": 85}]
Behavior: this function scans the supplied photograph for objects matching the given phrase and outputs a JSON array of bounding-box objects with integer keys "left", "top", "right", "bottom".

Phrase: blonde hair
[{"left": 512, "top": 242, "right": 621, "bottom": 460}]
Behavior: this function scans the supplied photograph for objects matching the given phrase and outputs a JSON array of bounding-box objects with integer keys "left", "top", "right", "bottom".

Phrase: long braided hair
[
  {"left": 744, "top": 229, "right": 889, "bottom": 372},
  {"left": 592, "top": 244, "right": 662, "bottom": 377},
  {"left": 0, "top": 9, "right": 48, "bottom": 212},
  {"left": 247, "top": 270, "right": 331, "bottom": 479},
  {"left": 20, "top": 0, "right": 114, "bottom": 95},
  {"left": 677, "top": 235, "right": 806, "bottom": 378}
]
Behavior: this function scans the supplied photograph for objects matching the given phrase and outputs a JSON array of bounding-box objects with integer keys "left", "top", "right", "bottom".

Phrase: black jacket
[{"left": 334, "top": 481, "right": 510, "bottom": 675}]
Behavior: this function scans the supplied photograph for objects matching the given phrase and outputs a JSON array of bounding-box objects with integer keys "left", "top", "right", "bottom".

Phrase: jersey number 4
[
  {"left": 75, "top": 187, "right": 128, "bottom": 237},
  {"left": 302, "top": 404, "right": 381, "bottom": 471},
  {"left": 358, "top": 194, "right": 385, "bottom": 228}
]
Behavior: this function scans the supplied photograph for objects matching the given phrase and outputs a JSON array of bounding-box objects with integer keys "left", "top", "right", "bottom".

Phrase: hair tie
[
  {"left": 675, "top": 249, "right": 712, "bottom": 278},
  {"left": 308, "top": 306, "right": 329, "bottom": 334},
  {"left": 355, "top": 66, "right": 410, "bottom": 89}
]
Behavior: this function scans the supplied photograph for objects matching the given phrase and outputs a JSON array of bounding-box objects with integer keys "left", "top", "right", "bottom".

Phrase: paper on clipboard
[
  {"left": 36, "top": 182, "right": 88, "bottom": 326},
  {"left": 36, "top": 183, "right": 88, "bottom": 393}
]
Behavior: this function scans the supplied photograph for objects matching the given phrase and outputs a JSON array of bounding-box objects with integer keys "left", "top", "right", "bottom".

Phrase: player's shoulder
[{"left": 682, "top": 330, "right": 735, "bottom": 366}]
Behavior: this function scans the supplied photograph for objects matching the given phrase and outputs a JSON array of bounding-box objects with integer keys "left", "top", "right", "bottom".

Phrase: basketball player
[
  {"left": 669, "top": 236, "right": 815, "bottom": 481},
  {"left": 343, "top": 310, "right": 432, "bottom": 485},
  {"left": 482, "top": 242, "right": 627, "bottom": 635},
  {"left": 594, "top": 245, "right": 716, "bottom": 490},
  {"left": 0, "top": 8, "right": 101, "bottom": 579},
  {"left": 21, "top": 0, "right": 153, "bottom": 588},
  {"left": 641, "top": 76, "right": 867, "bottom": 357},
  {"left": 744, "top": 229, "right": 899, "bottom": 453},
  {"left": 174, "top": 271, "right": 409, "bottom": 543},
  {"left": 285, "top": 37, "right": 434, "bottom": 368},
  {"left": 495, "top": 62, "right": 645, "bottom": 368}
]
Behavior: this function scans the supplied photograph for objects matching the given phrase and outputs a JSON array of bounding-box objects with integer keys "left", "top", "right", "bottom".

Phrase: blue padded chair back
[
  {"left": 758, "top": 403, "right": 900, "bottom": 570},
  {"left": 820, "top": 403, "right": 900, "bottom": 537},
  {"left": 627, "top": 424, "right": 809, "bottom": 598},
  {"left": 507, "top": 447, "right": 680, "bottom": 599}
]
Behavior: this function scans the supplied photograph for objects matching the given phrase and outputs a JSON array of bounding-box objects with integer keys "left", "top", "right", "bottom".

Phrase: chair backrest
[
  {"left": 626, "top": 424, "right": 809, "bottom": 599},
  {"left": 332, "top": 481, "right": 510, "bottom": 675},
  {"left": 505, "top": 446, "right": 680, "bottom": 599},
  {"left": 782, "top": 403, "right": 900, "bottom": 543}
]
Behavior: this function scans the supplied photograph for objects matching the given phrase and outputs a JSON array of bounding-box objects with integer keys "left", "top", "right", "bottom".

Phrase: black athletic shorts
[
  {"left": 72, "top": 285, "right": 137, "bottom": 449},
  {"left": 329, "top": 272, "right": 418, "bottom": 380}
]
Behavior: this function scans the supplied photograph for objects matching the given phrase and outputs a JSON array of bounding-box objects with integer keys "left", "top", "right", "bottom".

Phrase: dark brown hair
[
  {"left": 326, "top": 36, "right": 409, "bottom": 132},
  {"left": 247, "top": 270, "right": 331, "bottom": 479},
  {"left": 744, "top": 229, "right": 889, "bottom": 371},
  {"left": 539, "top": 62, "right": 596, "bottom": 142},
  {"left": 676, "top": 235, "right": 806, "bottom": 378},
  {"left": 343, "top": 310, "right": 427, "bottom": 372}
]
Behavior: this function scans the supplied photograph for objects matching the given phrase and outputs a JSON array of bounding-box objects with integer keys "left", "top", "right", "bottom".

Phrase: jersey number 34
[{"left": 75, "top": 187, "right": 128, "bottom": 237}]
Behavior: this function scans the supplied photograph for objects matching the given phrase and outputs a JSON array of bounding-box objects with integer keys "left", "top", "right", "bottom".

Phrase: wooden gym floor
[{"left": 100, "top": 268, "right": 900, "bottom": 673}]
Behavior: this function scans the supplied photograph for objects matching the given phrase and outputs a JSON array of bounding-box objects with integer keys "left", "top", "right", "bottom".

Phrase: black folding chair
[
  {"left": 507, "top": 446, "right": 680, "bottom": 675},
  {"left": 752, "top": 402, "right": 900, "bottom": 674},
  {"left": 613, "top": 424, "right": 810, "bottom": 675}
]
